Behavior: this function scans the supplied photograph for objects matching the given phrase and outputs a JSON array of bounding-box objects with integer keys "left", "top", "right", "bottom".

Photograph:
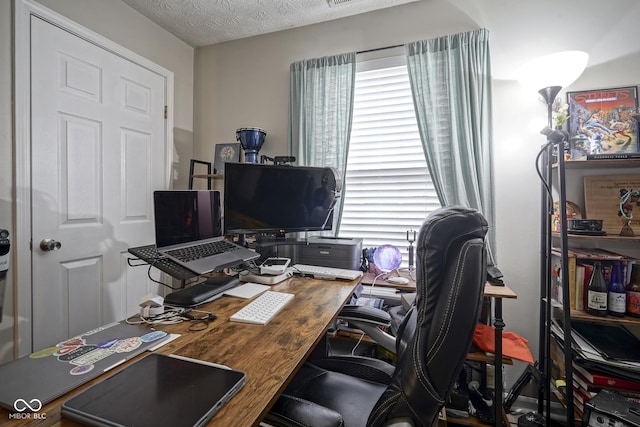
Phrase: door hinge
[{"left": 164, "top": 105, "right": 168, "bottom": 119}]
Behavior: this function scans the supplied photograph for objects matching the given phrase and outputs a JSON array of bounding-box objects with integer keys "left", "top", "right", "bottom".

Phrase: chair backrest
[{"left": 368, "top": 206, "right": 488, "bottom": 427}]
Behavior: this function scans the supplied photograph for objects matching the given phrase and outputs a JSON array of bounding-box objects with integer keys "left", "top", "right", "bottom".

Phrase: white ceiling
[{"left": 121, "top": 0, "right": 422, "bottom": 47}]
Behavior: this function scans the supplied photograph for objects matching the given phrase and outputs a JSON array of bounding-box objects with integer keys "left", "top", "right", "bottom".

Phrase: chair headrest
[{"left": 418, "top": 205, "right": 488, "bottom": 264}]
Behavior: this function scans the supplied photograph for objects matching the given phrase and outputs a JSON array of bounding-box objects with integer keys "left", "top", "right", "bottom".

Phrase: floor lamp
[{"left": 512, "top": 51, "right": 588, "bottom": 426}]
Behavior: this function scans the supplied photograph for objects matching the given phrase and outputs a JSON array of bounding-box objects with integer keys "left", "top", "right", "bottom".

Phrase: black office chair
[{"left": 265, "top": 206, "right": 488, "bottom": 427}]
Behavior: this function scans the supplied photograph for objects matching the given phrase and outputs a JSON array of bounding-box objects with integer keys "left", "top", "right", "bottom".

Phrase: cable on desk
[
  {"left": 367, "top": 272, "right": 385, "bottom": 296},
  {"left": 125, "top": 307, "right": 188, "bottom": 326},
  {"left": 232, "top": 260, "right": 261, "bottom": 277},
  {"left": 125, "top": 305, "right": 217, "bottom": 331}
]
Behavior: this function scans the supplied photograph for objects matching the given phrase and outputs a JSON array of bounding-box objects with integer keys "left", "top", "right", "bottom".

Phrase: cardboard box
[{"left": 584, "top": 174, "right": 640, "bottom": 236}]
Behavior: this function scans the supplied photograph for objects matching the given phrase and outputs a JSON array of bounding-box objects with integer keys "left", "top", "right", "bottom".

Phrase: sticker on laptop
[
  {"left": 70, "top": 364, "right": 95, "bottom": 375},
  {"left": 141, "top": 331, "right": 168, "bottom": 342},
  {"left": 112, "top": 337, "right": 143, "bottom": 353}
]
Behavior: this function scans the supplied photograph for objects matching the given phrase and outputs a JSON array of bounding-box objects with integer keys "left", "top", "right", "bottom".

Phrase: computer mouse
[{"left": 387, "top": 276, "right": 409, "bottom": 285}]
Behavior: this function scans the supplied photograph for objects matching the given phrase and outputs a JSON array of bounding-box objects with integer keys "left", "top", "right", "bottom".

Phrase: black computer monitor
[{"left": 223, "top": 162, "right": 341, "bottom": 237}]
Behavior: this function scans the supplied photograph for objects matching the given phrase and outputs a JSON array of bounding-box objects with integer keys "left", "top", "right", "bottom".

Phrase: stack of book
[
  {"left": 573, "top": 362, "right": 640, "bottom": 403},
  {"left": 550, "top": 319, "right": 640, "bottom": 416}
]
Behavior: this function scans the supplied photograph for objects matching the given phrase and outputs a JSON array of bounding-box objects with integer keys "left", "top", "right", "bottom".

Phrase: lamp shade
[
  {"left": 517, "top": 51, "right": 589, "bottom": 93},
  {"left": 373, "top": 244, "right": 402, "bottom": 272}
]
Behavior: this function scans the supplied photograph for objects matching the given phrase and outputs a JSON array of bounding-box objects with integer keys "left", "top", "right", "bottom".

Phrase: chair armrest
[
  {"left": 338, "top": 305, "right": 391, "bottom": 326},
  {"left": 311, "top": 356, "right": 395, "bottom": 384},
  {"left": 264, "top": 394, "right": 344, "bottom": 427},
  {"left": 338, "top": 305, "right": 396, "bottom": 353}
]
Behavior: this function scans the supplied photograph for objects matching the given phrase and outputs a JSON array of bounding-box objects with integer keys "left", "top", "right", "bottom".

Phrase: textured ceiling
[{"left": 121, "top": 0, "right": 422, "bottom": 47}]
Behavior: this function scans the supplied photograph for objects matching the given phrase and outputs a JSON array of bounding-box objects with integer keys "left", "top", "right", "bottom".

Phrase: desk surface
[
  {"left": 1, "top": 276, "right": 358, "bottom": 427},
  {"left": 360, "top": 271, "right": 517, "bottom": 299}
]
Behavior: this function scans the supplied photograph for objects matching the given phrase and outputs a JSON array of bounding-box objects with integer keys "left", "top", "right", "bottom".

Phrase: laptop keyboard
[{"left": 166, "top": 240, "right": 239, "bottom": 262}]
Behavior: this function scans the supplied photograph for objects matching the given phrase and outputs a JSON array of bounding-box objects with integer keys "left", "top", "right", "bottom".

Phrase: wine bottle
[
  {"left": 607, "top": 262, "right": 626, "bottom": 317},
  {"left": 586, "top": 261, "right": 607, "bottom": 316},
  {"left": 626, "top": 264, "right": 640, "bottom": 318}
]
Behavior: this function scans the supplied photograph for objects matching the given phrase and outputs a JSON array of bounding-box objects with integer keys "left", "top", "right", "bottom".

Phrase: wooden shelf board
[
  {"left": 552, "top": 231, "right": 640, "bottom": 242},
  {"left": 466, "top": 351, "right": 513, "bottom": 365},
  {"left": 564, "top": 308, "right": 640, "bottom": 326},
  {"left": 553, "top": 159, "right": 640, "bottom": 169},
  {"left": 191, "top": 174, "right": 224, "bottom": 179}
]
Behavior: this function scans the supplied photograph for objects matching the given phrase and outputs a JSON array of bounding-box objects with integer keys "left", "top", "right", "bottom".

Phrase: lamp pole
[{"left": 538, "top": 86, "right": 562, "bottom": 128}]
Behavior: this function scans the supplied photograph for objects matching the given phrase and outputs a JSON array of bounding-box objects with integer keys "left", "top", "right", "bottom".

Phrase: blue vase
[{"left": 236, "top": 128, "right": 266, "bottom": 163}]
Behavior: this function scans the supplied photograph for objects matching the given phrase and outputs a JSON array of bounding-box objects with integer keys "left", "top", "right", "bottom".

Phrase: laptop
[
  {"left": 62, "top": 353, "right": 246, "bottom": 427},
  {"left": 153, "top": 190, "right": 258, "bottom": 275},
  {"left": 0, "top": 322, "right": 171, "bottom": 410}
]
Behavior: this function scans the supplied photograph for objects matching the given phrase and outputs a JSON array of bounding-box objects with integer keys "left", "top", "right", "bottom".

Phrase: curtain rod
[{"left": 356, "top": 44, "right": 403, "bottom": 55}]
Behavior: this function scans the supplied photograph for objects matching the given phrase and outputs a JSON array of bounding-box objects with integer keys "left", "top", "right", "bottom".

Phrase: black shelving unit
[{"left": 538, "top": 156, "right": 640, "bottom": 426}]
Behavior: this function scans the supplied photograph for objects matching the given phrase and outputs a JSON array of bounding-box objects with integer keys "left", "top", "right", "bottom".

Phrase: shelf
[
  {"left": 560, "top": 307, "right": 640, "bottom": 326},
  {"left": 552, "top": 232, "right": 640, "bottom": 242},
  {"left": 553, "top": 159, "right": 640, "bottom": 169},
  {"left": 466, "top": 351, "right": 513, "bottom": 365},
  {"left": 540, "top": 150, "right": 640, "bottom": 427},
  {"left": 191, "top": 173, "right": 224, "bottom": 179}
]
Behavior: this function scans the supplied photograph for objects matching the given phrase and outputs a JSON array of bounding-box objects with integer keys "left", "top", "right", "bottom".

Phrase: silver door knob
[{"left": 40, "top": 239, "right": 62, "bottom": 252}]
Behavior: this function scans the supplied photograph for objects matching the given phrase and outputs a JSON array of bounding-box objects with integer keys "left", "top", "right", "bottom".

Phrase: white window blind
[{"left": 338, "top": 58, "right": 440, "bottom": 266}]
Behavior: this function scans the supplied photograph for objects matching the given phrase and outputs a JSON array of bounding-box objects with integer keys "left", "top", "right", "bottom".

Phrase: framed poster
[
  {"left": 214, "top": 143, "right": 241, "bottom": 174},
  {"left": 567, "top": 86, "right": 640, "bottom": 160}
]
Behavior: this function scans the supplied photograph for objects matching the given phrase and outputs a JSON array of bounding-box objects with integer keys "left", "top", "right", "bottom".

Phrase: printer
[{"left": 292, "top": 237, "right": 362, "bottom": 271}]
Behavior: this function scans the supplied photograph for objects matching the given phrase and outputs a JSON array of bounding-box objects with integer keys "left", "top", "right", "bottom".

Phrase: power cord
[
  {"left": 127, "top": 256, "right": 200, "bottom": 291},
  {"left": 125, "top": 305, "right": 217, "bottom": 331},
  {"left": 229, "top": 260, "right": 261, "bottom": 277}
]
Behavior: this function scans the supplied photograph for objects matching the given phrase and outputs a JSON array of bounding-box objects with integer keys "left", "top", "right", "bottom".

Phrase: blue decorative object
[
  {"left": 373, "top": 244, "right": 402, "bottom": 273},
  {"left": 236, "top": 127, "right": 266, "bottom": 163}
]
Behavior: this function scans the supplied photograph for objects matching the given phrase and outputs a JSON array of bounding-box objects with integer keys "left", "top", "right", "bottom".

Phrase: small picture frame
[
  {"left": 567, "top": 86, "right": 639, "bottom": 160},
  {"left": 214, "top": 143, "right": 241, "bottom": 174}
]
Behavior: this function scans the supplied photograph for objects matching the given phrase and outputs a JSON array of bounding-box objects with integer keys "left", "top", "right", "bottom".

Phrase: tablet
[{"left": 62, "top": 353, "right": 246, "bottom": 427}]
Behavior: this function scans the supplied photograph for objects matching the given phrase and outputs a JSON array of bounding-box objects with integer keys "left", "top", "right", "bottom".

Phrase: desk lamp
[{"left": 373, "top": 244, "right": 408, "bottom": 284}]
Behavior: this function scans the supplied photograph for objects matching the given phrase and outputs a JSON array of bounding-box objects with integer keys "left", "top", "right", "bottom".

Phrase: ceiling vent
[{"left": 327, "top": 0, "right": 366, "bottom": 7}]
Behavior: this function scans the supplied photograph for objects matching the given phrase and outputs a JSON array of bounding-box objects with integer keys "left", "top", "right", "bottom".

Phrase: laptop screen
[{"left": 154, "top": 190, "right": 222, "bottom": 249}]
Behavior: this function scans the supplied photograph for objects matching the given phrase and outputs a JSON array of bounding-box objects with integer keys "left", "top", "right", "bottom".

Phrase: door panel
[{"left": 31, "top": 16, "right": 167, "bottom": 349}]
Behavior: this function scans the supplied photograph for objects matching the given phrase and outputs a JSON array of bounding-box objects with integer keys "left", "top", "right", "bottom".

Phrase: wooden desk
[{"left": 0, "top": 276, "right": 358, "bottom": 427}]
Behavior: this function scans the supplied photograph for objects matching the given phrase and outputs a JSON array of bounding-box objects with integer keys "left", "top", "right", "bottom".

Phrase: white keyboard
[
  {"left": 292, "top": 264, "right": 363, "bottom": 281},
  {"left": 230, "top": 291, "right": 294, "bottom": 325}
]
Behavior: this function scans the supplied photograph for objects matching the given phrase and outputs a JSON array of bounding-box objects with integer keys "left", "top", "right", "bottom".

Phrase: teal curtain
[
  {"left": 405, "top": 28, "right": 496, "bottom": 263},
  {"left": 288, "top": 52, "right": 356, "bottom": 234}
]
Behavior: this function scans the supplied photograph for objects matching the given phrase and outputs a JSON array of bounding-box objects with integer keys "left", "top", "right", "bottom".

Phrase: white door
[{"left": 30, "top": 16, "right": 168, "bottom": 349}]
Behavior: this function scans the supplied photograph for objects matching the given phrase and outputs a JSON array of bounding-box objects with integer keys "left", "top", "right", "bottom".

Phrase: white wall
[
  {"left": 0, "top": 1, "right": 14, "bottom": 363},
  {"left": 193, "top": 0, "right": 640, "bottom": 389},
  {"left": 0, "top": 0, "right": 194, "bottom": 364}
]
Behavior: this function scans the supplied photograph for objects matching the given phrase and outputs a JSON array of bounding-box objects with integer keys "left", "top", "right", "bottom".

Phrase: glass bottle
[
  {"left": 586, "top": 261, "right": 608, "bottom": 316},
  {"left": 626, "top": 264, "right": 640, "bottom": 318},
  {"left": 607, "top": 262, "right": 626, "bottom": 317}
]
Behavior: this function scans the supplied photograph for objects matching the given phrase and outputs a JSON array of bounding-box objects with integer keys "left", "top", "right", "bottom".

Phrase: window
[{"left": 338, "top": 57, "right": 439, "bottom": 266}]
